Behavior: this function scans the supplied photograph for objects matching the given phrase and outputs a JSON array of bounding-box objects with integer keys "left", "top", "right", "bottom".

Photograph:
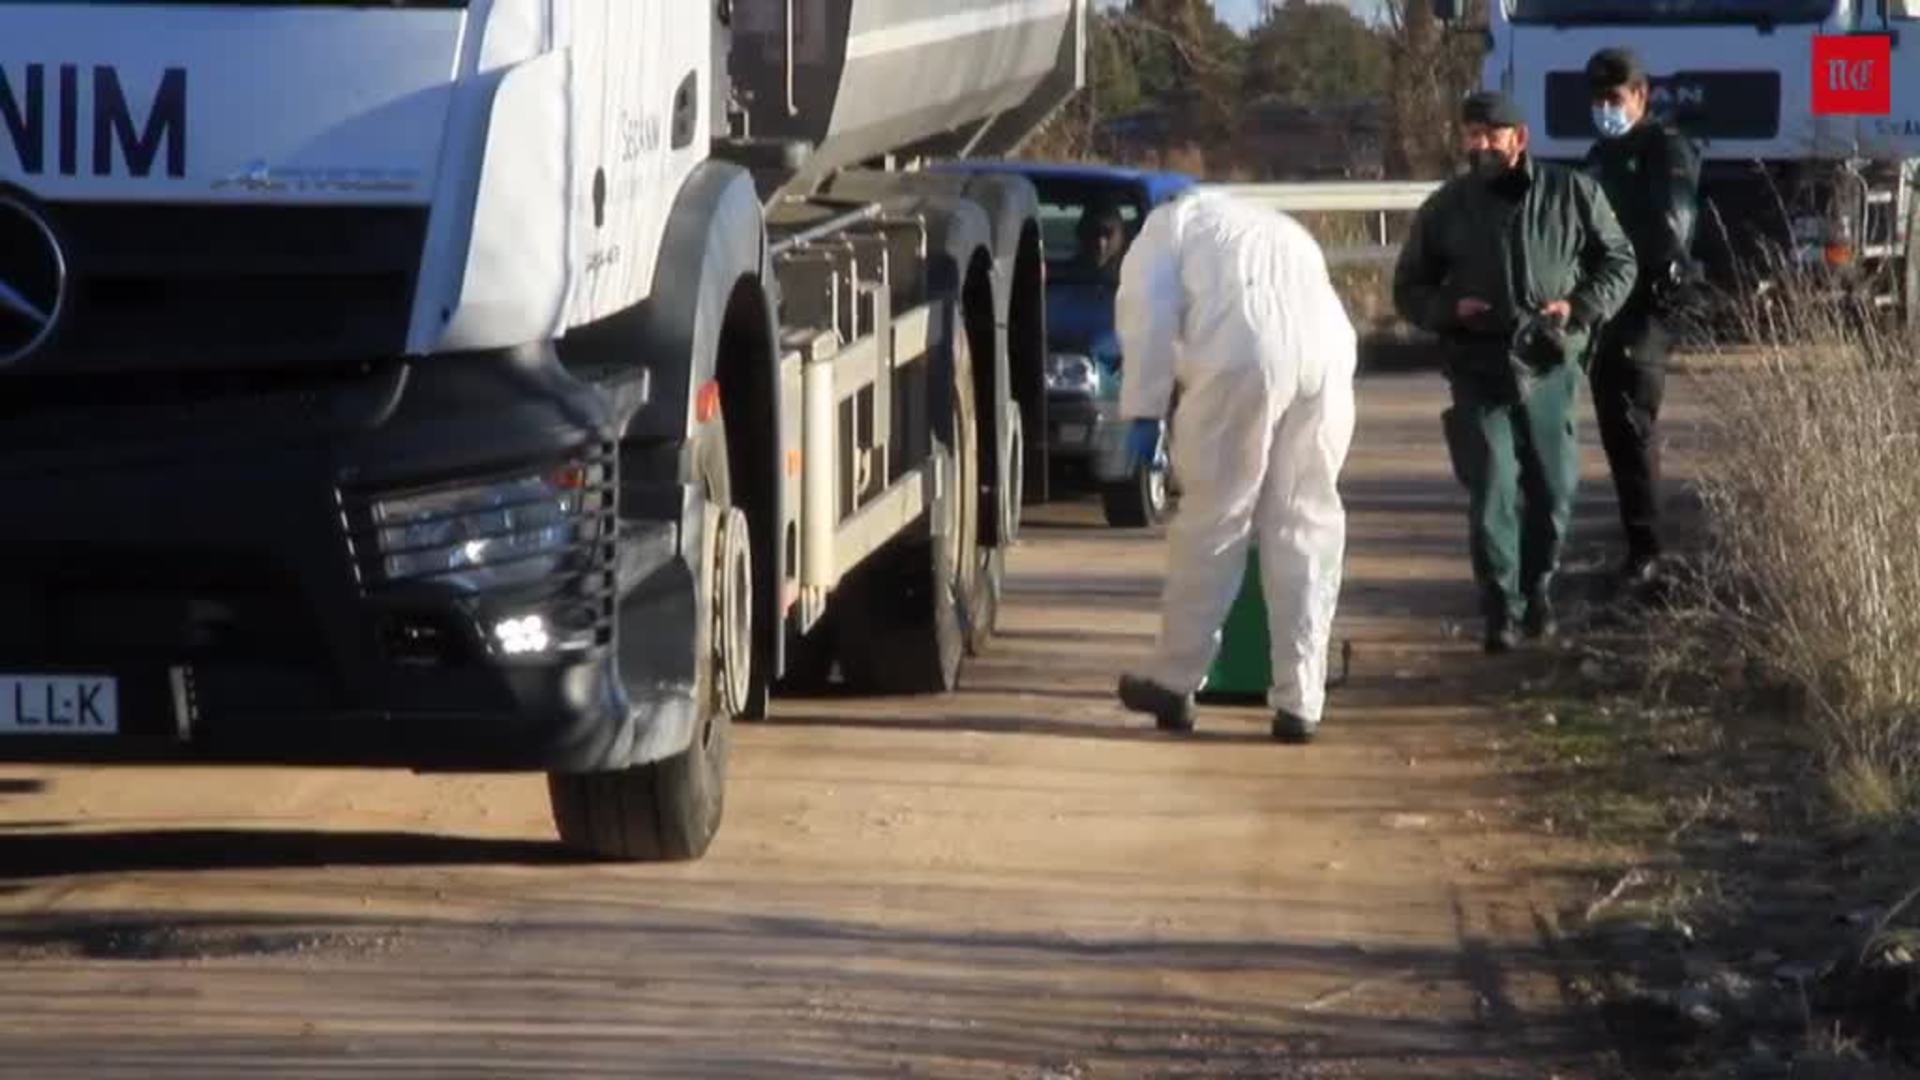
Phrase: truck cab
[
  {"left": 942, "top": 161, "right": 1194, "bottom": 527},
  {"left": 1450, "top": 0, "right": 1920, "bottom": 323},
  {"left": 0, "top": 0, "right": 1083, "bottom": 863}
]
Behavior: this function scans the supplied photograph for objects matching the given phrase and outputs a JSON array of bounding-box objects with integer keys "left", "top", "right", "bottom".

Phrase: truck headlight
[
  {"left": 371, "top": 464, "right": 605, "bottom": 592},
  {"left": 1046, "top": 352, "right": 1099, "bottom": 395}
]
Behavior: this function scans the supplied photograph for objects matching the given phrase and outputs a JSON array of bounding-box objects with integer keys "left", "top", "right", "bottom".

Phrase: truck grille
[
  {"left": 23, "top": 202, "right": 428, "bottom": 373},
  {"left": 0, "top": 548, "right": 327, "bottom": 667},
  {"left": 1545, "top": 70, "right": 1781, "bottom": 142}
]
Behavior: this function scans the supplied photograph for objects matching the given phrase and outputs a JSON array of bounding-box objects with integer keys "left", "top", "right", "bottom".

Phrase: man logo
[
  {"left": 0, "top": 192, "right": 67, "bottom": 367},
  {"left": 1813, "top": 35, "right": 1892, "bottom": 115}
]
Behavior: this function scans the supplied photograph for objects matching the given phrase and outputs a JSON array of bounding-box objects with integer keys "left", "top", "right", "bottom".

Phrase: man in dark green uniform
[
  {"left": 1583, "top": 47, "right": 1702, "bottom": 592},
  {"left": 1394, "top": 91, "right": 1637, "bottom": 653}
]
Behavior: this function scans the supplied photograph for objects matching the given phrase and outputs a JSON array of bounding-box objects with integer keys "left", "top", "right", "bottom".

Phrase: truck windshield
[{"left": 1509, "top": 0, "right": 1833, "bottom": 24}]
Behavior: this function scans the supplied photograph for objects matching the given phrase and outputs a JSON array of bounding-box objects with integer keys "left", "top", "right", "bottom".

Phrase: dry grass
[{"left": 1674, "top": 270, "right": 1920, "bottom": 824}]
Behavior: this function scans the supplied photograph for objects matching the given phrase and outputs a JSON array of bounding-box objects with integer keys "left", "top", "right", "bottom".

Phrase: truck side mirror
[{"left": 1430, "top": 0, "right": 1460, "bottom": 23}]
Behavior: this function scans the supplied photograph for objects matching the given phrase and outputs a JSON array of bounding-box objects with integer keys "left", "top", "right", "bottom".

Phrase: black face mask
[{"left": 1470, "top": 149, "right": 1512, "bottom": 180}]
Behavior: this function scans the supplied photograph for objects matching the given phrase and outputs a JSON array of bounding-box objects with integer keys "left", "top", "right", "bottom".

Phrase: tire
[
  {"left": 547, "top": 407, "right": 745, "bottom": 861},
  {"left": 1101, "top": 452, "right": 1171, "bottom": 528},
  {"left": 1001, "top": 399, "right": 1026, "bottom": 542},
  {"left": 964, "top": 401, "right": 1021, "bottom": 657},
  {"left": 837, "top": 299, "right": 977, "bottom": 693},
  {"left": 774, "top": 613, "right": 839, "bottom": 696}
]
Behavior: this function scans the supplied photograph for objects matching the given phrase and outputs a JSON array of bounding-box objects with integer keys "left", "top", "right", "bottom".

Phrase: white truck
[
  {"left": 1435, "top": 0, "right": 1920, "bottom": 325},
  {"left": 0, "top": 0, "right": 1083, "bottom": 860}
]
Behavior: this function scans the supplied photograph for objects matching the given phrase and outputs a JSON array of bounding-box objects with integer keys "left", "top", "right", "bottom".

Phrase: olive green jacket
[{"left": 1393, "top": 156, "right": 1638, "bottom": 373}]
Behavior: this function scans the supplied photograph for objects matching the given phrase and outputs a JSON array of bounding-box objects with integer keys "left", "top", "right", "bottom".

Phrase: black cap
[
  {"left": 1461, "top": 90, "right": 1526, "bottom": 129},
  {"left": 1586, "top": 47, "right": 1646, "bottom": 91}
]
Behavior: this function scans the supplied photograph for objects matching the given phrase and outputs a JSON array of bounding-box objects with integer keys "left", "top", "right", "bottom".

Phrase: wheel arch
[{"left": 558, "top": 160, "right": 784, "bottom": 735}]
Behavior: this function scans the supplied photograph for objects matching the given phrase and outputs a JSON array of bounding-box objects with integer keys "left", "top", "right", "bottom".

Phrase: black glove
[
  {"left": 1512, "top": 314, "right": 1572, "bottom": 374},
  {"left": 1649, "top": 258, "right": 1703, "bottom": 313}
]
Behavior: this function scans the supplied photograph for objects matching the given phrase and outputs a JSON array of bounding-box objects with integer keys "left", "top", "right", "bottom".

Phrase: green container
[{"left": 1199, "top": 547, "right": 1270, "bottom": 704}]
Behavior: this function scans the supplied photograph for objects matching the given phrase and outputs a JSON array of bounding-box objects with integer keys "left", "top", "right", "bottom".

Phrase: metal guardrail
[
  {"left": 1200, "top": 180, "right": 1441, "bottom": 213},
  {"left": 1197, "top": 180, "right": 1445, "bottom": 268}
]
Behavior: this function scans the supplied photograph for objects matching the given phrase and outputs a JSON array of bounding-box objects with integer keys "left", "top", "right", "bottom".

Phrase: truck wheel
[
  {"left": 837, "top": 301, "right": 977, "bottom": 692},
  {"left": 776, "top": 613, "right": 839, "bottom": 695},
  {"left": 964, "top": 401, "right": 1021, "bottom": 657},
  {"left": 547, "top": 409, "right": 744, "bottom": 861},
  {"left": 1003, "top": 400, "right": 1026, "bottom": 539}
]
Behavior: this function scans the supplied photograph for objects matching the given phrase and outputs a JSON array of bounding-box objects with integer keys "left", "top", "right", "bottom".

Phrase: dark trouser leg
[
  {"left": 1516, "top": 361, "right": 1582, "bottom": 604},
  {"left": 1590, "top": 304, "right": 1669, "bottom": 561},
  {"left": 1442, "top": 381, "right": 1523, "bottom": 628}
]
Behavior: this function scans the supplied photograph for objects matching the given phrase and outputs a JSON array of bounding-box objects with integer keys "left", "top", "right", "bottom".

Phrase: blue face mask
[{"left": 1592, "top": 102, "right": 1633, "bottom": 139}]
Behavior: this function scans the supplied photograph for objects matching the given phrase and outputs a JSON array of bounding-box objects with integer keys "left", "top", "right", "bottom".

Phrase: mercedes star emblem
[{"left": 0, "top": 191, "right": 68, "bottom": 367}]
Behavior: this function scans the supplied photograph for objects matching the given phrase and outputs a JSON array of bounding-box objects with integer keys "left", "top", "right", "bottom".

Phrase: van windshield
[{"left": 1033, "top": 182, "right": 1146, "bottom": 287}]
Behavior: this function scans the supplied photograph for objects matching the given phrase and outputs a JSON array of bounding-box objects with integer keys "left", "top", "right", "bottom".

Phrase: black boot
[
  {"left": 1483, "top": 594, "right": 1520, "bottom": 654},
  {"left": 1614, "top": 550, "right": 1672, "bottom": 608},
  {"left": 1523, "top": 588, "right": 1558, "bottom": 642},
  {"left": 1272, "top": 709, "right": 1318, "bottom": 744},
  {"left": 1117, "top": 674, "right": 1195, "bottom": 733},
  {"left": 1624, "top": 549, "right": 1666, "bottom": 586},
  {"left": 1484, "top": 618, "right": 1520, "bottom": 655}
]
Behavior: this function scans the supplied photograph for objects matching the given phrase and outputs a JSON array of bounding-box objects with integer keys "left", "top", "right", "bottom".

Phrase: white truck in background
[
  {"left": 1435, "top": 0, "right": 1920, "bottom": 325},
  {"left": 0, "top": 0, "right": 1083, "bottom": 860}
]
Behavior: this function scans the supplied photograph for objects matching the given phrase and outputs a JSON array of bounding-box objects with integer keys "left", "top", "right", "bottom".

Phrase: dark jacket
[
  {"left": 1583, "top": 118, "right": 1701, "bottom": 301},
  {"left": 1393, "top": 156, "right": 1638, "bottom": 377}
]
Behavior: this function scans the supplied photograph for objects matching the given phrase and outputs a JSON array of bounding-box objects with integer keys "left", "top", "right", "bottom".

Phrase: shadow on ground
[
  {"left": 0, "top": 894, "right": 1611, "bottom": 1078},
  {"left": 0, "top": 829, "right": 573, "bottom": 880}
]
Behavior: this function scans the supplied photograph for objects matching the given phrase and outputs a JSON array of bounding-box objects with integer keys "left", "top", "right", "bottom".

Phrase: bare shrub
[
  {"left": 1291, "top": 211, "right": 1418, "bottom": 335},
  {"left": 1680, "top": 267, "right": 1920, "bottom": 820}
]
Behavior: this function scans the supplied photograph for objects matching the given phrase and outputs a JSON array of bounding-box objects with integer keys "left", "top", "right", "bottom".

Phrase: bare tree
[{"left": 1381, "top": 0, "right": 1484, "bottom": 178}]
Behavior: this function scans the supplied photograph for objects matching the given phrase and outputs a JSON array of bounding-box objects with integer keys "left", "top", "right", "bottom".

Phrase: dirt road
[{"left": 0, "top": 372, "right": 1629, "bottom": 1078}]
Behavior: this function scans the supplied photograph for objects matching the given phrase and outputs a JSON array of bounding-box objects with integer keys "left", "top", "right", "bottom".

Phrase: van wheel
[
  {"left": 1102, "top": 452, "right": 1171, "bottom": 528},
  {"left": 548, "top": 407, "right": 743, "bottom": 861}
]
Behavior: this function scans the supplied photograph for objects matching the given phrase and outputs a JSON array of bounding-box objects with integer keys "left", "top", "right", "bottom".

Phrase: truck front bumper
[{"left": 0, "top": 346, "right": 702, "bottom": 773}]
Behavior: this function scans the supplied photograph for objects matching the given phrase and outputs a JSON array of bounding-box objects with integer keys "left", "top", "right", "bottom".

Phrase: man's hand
[
  {"left": 1124, "top": 417, "right": 1163, "bottom": 470},
  {"left": 1455, "top": 297, "right": 1492, "bottom": 321},
  {"left": 1539, "top": 299, "right": 1572, "bottom": 325}
]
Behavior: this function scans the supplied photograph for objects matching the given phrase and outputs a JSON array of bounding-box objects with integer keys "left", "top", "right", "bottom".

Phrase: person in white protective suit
[{"left": 1112, "top": 191, "right": 1358, "bottom": 743}]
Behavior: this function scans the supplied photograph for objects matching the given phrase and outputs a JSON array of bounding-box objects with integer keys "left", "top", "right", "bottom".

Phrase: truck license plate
[
  {"left": 0, "top": 676, "right": 119, "bottom": 735},
  {"left": 1056, "top": 423, "right": 1088, "bottom": 446}
]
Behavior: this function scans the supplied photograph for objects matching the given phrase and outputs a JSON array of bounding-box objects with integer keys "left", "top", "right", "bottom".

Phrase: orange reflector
[
  {"left": 786, "top": 450, "right": 804, "bottom": 476},
  {"left": 696, "top": 380, "right": 722, "bottom": 424},
  {"left": 552, "top": 464, "right": 590, "bottom": 490},
  {"left": 1825, "top": 243, "right": 1856, "bottom": 266}
]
